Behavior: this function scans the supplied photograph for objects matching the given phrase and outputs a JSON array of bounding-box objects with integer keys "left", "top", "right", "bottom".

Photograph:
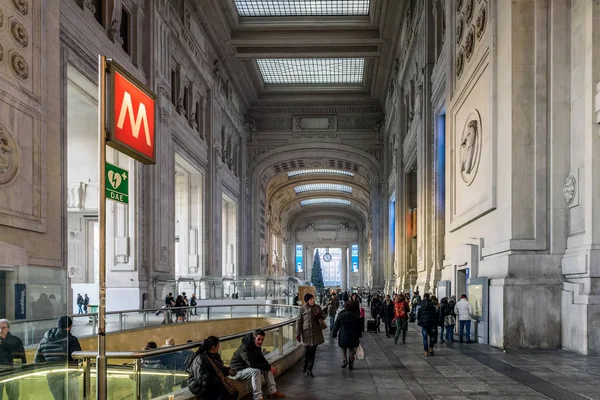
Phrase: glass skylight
[
  {"left": 288, "top": 169, "right": 355, "bottom": 177},
  {"left": 234, "top": 0, "right": 370, "bottom": 17},
  {"left": 294, "top": 183, "right": 353, "bottom": 194},
  {"left": 300, "top": 198, "right": 351, "bottom": 206},
  {"left": 257, "top": 58, "right": 364, "bottom": 85}
]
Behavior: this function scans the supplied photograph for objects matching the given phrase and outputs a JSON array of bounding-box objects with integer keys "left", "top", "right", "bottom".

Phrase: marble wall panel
[{"left": 448, "top": 61, "right": 494, "bottom": 231}]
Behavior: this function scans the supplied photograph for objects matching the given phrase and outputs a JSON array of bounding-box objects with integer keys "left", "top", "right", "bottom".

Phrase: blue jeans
[
  {"left": 421, "top": 327, "right": 436, "bottom": 351},
  {"left": 330, "top": 315, "right": 335, "bottom": 328},
  {"left": 445, "top": 325, "right": 454, "bottom": 342},
  {"left": 439, "top": 325, "right": 445, "bottom": 342},
  {"left": 459, "top": 320, "right": 471, "bottom": 342},
  {"left": 77, "top": 304, "right": 83, "bottom": 314}
]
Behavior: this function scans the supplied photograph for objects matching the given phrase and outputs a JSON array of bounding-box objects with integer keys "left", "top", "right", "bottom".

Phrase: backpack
[{"left": 395, "top": 302, "right": 407, "bottom": 319}]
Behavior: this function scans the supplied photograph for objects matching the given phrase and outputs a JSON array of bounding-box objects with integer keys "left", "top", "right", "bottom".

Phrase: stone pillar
[{"left": 341, "top": 246, "right": 348, "bottom": 289}]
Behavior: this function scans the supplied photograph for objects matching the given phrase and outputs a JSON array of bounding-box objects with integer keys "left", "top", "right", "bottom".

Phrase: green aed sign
[{"left": 105, "top": 162, "right": 129, "bottom": 204}]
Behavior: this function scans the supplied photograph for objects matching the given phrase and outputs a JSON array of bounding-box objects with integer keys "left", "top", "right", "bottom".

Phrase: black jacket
[
  {"left": 331, "top": 309, "right": 362, "bottom": 349},
  {"left": 381, "top": 300, "right": 395, "bottom": 323},
  {"left": 370, "top": 298, "right": 383, "bottom": 317},
  {"left": 438, "top": 299, "right": 452, "bottom": 326},
  {"left": 0, "top": 332, "right": 26, "bottom": 365},
  {"left": 230, "top": 333, "right": 270, "bottom": 372},
  {"left": 187, "top": 351, "right": 232, "bottom": 397},
  {"left": 417, "top": 299, "right": 437, "bottom": 329},
  {"left": 34, "top": 328, "right": 82, "bottom": 364}
]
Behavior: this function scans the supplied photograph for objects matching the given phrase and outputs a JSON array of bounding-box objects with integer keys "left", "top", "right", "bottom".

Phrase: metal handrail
[
  {"left": 10, "top": 303, "right": 297, "bottom": 324},
  {"left": 72, "top": 318, "right": 296, "bottom": 360}
]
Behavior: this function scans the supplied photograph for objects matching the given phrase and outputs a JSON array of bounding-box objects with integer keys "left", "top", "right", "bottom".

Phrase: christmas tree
[{"left": 311, "top": 249, "right": 325, "bottom": 290}]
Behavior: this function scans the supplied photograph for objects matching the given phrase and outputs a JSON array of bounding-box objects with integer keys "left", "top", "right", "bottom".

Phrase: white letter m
[{"left": 117, "top": 91, "right": 151, "bottom": 146}]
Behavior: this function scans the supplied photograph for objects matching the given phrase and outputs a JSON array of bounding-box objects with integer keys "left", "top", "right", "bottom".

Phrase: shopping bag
[
  {"left": 319, "top": 319, "right": 327, "bottom": 330},
  {"left": 355, "top": 344, "right": 365, "bottom": 360}
]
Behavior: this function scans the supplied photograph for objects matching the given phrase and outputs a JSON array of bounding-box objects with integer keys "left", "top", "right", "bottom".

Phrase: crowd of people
[
  {"left": 0, "top": 287, "right": 475, "bottom": 400},
  {"left": 161, "top": 291, "right": 198, "bottom": 323}
]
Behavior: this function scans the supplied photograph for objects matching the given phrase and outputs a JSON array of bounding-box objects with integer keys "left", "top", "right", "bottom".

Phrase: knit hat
[{"left": 304, "top": 293, "right": 314, "bottom": 302}]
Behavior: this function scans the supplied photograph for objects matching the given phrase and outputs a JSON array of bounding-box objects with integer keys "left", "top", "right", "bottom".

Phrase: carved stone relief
[
  {"left": 563, "top": 175, "right": 576, "bottom": 206},
  {"left": 464, "top": 27, "right": 474, "bottom": 61},
  {"left": 476, "top": 3, "right": 487, "bottom": 40},
  {"left": 0, "top": 44, "right": 3, "bottom": 62},
  {"left": 10, "top": 0, "right": 28, "bottom": 16},
  {"left": 464, "top": 0, "right": 474, "bottom": 23},
  {"left": 10, "top": 18, "right": 28, "bottom": 48},
  {"left": 456, "top": 17, "right": 464, "bottom": 44},
  {"left": 456, "top": 50, "right": 464, "bottom": 78},
  {"left": 0, "top": 121, "right": 20, "bottom": 185},
  {"left": 9, "top": 51, "right": 27, "bottom": 80},
  {"left": 0, "top": 7, "right": 4, "bottom": 28},
  {"left": 456, "top": 0, "right": 463, "bottom": 13},
  {"left": 459, "top": 110, "right": 482, "bottom": 185}
]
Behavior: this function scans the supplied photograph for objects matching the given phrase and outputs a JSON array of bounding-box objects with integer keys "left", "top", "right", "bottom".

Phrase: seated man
[{"left": 230, "top": 329, "right": 285, "bottom": 400}]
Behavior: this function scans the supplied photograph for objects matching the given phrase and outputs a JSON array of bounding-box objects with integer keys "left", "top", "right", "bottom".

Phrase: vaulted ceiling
[
  {"left": 204, "top": 0, "right": 403, "bottom": 108},
  {"left": 202, "top": 0, "right": 399, "bottom": 234}
]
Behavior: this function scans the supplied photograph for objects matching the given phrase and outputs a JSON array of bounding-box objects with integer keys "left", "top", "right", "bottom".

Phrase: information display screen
[
  {"left": 295, "top": 245, "right": 303, "bottom": 272},
  {"left": 351, "top": 244, "right": 359, "bottom": 272}
]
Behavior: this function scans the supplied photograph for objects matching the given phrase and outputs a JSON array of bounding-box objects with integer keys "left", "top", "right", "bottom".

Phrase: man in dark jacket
[
  {"left": 230, "top": 329, "right": 285, "bottom": 399},
  {"left": 370, "top": 294, "right": 383, "bottom": 332},
  {"left": 34, "top": 316, "right": 82, "bottom": 400},
  {"left": 0, "top": 319, "right": 26, "bottom": 400},
  {"left": 416, "top": 293, "right": 437, "bottom": 356}
]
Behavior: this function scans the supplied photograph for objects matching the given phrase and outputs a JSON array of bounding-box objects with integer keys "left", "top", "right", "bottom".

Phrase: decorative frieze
[
  {"left": 293, "top": 116, "right": 336, "bottom": 131},
  {"left": 10, "top": 18, "right": 28, "bottom": 48},
  {"left": 476, "top": 3, "right": 487, "bottom": 40},
  {"left": 0, "top": 7, "right": 4, "bottom": 28},
  {"left": 9, "top": 51, "right": 28, "bottom": 80},
  {"left": 563, "top": 174, "right": 576, "bottom": 206},
  {"left": 0, "top": 120, "right": 19, "bottom": 185},
  {"left": 10, "top": 0, "right": 27, "bottom": 16},
  {"left": 256, "top": 118, "right": 293, "bottom": 131}
]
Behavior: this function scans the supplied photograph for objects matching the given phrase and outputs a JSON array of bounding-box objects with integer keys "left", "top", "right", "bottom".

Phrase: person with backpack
[
  {"left": 393, "top": 294, "right": 410, "bottom": 344},
  {"left": 416, "top": 293, "right": 437, "bottom": 356},
  {"left": 370, "top": 294, "right": 383, "bottom": 332},
  {"left": 186, "top": 336, "right": 238, "bottom": 400}
]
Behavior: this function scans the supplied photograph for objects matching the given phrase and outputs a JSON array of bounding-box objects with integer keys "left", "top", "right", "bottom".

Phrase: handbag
[
  {"left": 355, "top": 344, "right": 365, "bottom": 360},
  {"left": 444, "top": 315, "right": 456, "bottom": 326},
  {"left": 390, "top": 318, "right": 397, "bottom": 328},
  {"left": 319, "top": 318, "right": 327, "bottom": 330}
]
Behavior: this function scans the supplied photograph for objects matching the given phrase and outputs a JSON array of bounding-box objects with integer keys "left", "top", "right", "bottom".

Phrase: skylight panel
[
  {"left": 294, "top": 183, "right": 353, "bottom": 194},
  {"left": 234, "top": 0, "right": 371, "bottom": 17},
  {"left": 257, "top": 58, "right": 364, "bottom": 85},
  {"left": 288, "top": 169, "right": 354, "bottom": 177},
  {"left": 300, "top": 198, "right": 351, "bottom": 206}
]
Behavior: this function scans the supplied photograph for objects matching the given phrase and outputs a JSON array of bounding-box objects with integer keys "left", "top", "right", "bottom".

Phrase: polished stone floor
[{"left": 275, "top": 321, "right": 600, "bottom": 400}]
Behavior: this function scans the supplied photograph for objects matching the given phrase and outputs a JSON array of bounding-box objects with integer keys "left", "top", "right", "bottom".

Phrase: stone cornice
[{"left": 249, "top": 106, "right": 382, "bottom": 116}]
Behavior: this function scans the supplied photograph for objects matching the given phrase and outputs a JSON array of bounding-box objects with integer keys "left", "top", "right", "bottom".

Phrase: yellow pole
[{"left": 97, "top": 54, "right": 107, "bottom": 400}]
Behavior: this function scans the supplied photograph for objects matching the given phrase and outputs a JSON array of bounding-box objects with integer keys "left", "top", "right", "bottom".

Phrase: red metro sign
[{"left": 107, "top": 62, "right": 156, "bottom": 164}]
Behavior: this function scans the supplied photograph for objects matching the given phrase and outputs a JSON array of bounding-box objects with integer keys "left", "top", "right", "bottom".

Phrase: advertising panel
[
  {"left": 14, "top": 284, "right": 26, "bottom": 320},
  {"left": 351, "top": 244, "right": 359, "bottom": 272},
  {"left": 295, "top": 244, "right": 303, "bottom": 273}
]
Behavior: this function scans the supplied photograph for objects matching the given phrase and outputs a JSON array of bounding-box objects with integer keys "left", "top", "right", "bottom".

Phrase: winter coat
[
  {"left": 370, "top": 298, "right": 383, "bottom": 317},
  {"left": 187, "top": 351, "right": 233, "bottom": 397},
  {"left": 34, "top": 328, "right": 82, "bottom": 364},
  {"left": 331, "top": 309, "right": 361, "bottom": 349},
  {"left": 417, "top": 299, "right": 437, "bottom": 329},
  {"left": 297, "top": 304, "right": 325, "bottom": 346},
  {"left": 327, "top": 297, "right": 340, "bottom": 317},
  {"left": 455, "top": 298, "right": 473, "bottom": 321},
  {"left": 0, "top": 332, "right": 26, "bottom": 365},
  {"left": 381, "top": 300, "right": 395, "bottom": 323},
  {"left": 230, "top": 333, "right": 271, "bottom": 372},
  {"left": 438, "top": 298, "right": 452, "bottom": 326}
]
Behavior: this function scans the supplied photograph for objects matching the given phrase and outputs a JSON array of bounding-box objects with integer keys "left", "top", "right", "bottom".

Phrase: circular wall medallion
[
  {"left": 0, "top": 121, "right": 20, "bottom": 185},
  {"left": 323, "top": 253, "right": 332, "bottom": 262},
  {"left": 459, "top": 109, "right": 483, "bottom": 186}
]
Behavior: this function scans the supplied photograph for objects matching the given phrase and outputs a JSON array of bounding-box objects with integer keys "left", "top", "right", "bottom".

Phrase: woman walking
[
  {"left": 331, "top": 301, "right": 362, "bottom": 370},
  {"left": 296, "top": 293, "right": 326, "bottom": 377},
  {"left": 186, "top": 336, "right": 238, "bottom": 400},
  {"left": 393, "top": 294, "right": 410, "bottom": 344},
  {"left": 381, "top": 294, "right": 395, "bottom": 338}
]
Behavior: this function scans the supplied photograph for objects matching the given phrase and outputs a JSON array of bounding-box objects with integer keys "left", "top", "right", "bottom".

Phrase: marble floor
[{"left": 274, "top": 321, "right": 600, "bottom": 400}]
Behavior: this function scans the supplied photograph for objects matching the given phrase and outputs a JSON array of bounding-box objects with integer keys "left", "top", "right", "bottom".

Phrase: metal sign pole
[{"left": 97, "top": 54, "right": 108, "bottom": 400}]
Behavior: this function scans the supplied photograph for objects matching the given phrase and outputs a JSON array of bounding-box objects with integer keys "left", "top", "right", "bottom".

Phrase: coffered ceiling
[{"left": 203, "top": 0, "right": 403, "bottom": 107}]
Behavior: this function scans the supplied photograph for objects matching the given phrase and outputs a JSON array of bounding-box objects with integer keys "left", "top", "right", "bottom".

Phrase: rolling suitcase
[
  {"left": 389, "top": 325, "right": 397, "bottom": 335},
  {"left": 359, "top": 316, "right": 365, "bottom": 331},
  {"left": 367, "top": 319, "right": 377, "bottom": 333}
]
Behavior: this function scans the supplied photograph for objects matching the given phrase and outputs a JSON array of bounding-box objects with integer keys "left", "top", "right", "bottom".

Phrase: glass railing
[
  {"left": 10, "top": 303, "right": 298, "bottom": 345},
  {"left": 0, "top": 305, "right": 300, "bottom": 400}
]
